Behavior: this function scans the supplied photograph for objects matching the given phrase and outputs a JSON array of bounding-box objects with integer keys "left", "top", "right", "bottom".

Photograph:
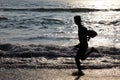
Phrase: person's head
[{"left": 74, "top": 15, "right": 81, "bottom": 25}]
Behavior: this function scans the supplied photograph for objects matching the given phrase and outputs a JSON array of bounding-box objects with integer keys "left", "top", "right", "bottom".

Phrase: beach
[
  {"left": 0, "top": 0, "right": 120, "bottom": 80},
  {"left": 0, "top": 43, "right": 119, "bottom": 80},
  {"left": 0, "top": 68, "right": 120, "bottom": 80}
]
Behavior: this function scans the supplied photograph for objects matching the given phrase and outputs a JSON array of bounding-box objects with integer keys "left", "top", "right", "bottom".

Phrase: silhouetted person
[{"left": 73, "top": 15, "right": 98, "bottom": 75}]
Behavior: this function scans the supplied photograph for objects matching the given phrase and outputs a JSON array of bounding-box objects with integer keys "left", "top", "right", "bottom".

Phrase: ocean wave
[
  {"left": 0, "top": 43, "right": 75, "bottom": 58},
  {"left": 41, "top": 18, "right": 65, "bottom": 26},
  {"left": 21, "top": 36, "right": 73, "bottom": 41},
  {"left": 8, "top": 36, "right": 73, "bottom": 41},
  {"left": 0, "top": 17, "right": 8, "bottom": 21},
  {"left": 110, "top": 8, "right": 120, "bottom": 11},
  {"left": 0, "top": 8, "right": 106, "bottom": 12},
  {"left": 0, "top": 43, "right": 119, "bottom": 58}
]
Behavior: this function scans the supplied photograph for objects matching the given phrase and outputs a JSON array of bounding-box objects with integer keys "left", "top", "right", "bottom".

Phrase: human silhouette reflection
[{"left": 73, "top": 15, "right": 98, "bottom": 76}]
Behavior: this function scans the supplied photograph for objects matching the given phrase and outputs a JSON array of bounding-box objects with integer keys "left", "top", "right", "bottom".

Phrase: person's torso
[{"left": 78, "top": 26, "right": 88, "bottom": 43}]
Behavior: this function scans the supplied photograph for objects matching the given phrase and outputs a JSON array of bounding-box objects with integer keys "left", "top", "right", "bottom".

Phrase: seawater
[{"left": 0, "top": 0, "right": 120, "bottom": 48}]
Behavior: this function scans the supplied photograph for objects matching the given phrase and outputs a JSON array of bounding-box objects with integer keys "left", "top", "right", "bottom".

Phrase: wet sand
[{"left": 0, "top": 68, "right": 120, "bottom": 80}]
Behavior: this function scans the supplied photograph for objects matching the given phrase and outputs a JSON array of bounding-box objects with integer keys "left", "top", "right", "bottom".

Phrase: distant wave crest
[{"left": 0, "top": 8, "right": 106, "bottom": 12}]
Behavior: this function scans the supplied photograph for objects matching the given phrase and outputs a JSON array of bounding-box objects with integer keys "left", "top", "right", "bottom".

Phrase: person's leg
[
  {"left": 73, "top": 55, "right": 84, "bottom": 76},
  {"left": 91, "top": 47, "right": 99, "bottom": 53},
  {"left": 81, "top": 47, "right": 99, "bottom": 60},
  {"left": 75, "top": 55, "right": 81, "bottom": 71},
  {"left": 79, "top": 48, "right": 87, "bottom": 60}
]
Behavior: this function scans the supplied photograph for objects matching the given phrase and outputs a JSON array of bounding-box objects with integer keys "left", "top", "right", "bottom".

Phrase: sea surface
[
  {"left": 0, "top": 0, "right": 119, "bottom": 70},
  {"left": 0, "top": 0, "right": 120, "bottom": 47}
]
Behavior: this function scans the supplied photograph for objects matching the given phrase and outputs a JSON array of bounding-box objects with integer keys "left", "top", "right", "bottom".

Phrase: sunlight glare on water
[
  {"left": 81, "top": 11, "right": 120, "bottom": 48},
  {"left": 64, "top": 0, "right": 120, "bottom": 9}
]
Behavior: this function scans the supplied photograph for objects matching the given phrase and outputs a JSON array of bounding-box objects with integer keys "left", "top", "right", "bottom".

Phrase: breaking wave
[
  {"left": 0, "top": 43, "right": 119, "bottom": 58},
  {"left": 0, "top": 43, "right": 119, "bottom": 69}
]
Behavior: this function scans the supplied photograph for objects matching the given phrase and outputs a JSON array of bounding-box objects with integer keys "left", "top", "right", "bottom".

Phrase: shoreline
[
  {"left": 0, "top": 68, "right": 120, "bottom": 80},
  {"left": 0, "top": 43, "right": 119, "bottom": 80},
  {"left": 0, "top": 43, "right": 119, "bottom": 69}
]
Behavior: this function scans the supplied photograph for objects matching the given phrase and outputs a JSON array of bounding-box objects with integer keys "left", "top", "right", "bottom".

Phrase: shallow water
[{"left": 0, "top": 43, "right": 119, "bottom": 69}]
